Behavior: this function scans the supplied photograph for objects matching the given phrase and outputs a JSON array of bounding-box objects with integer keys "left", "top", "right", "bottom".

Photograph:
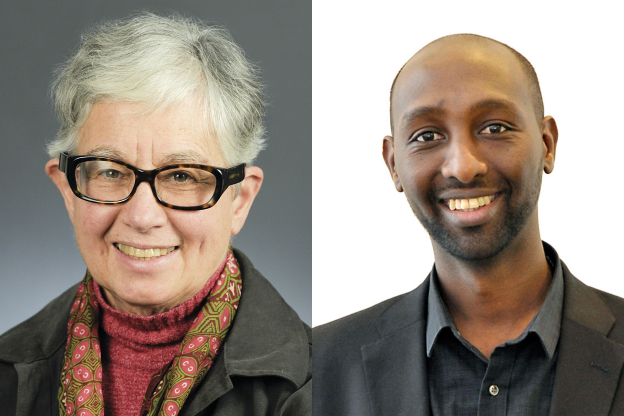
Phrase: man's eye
[
  {"left": 412, "top": 131, "right": 444, "bottom": 142},
  {"left": 479, "top": 124, "right": 508, "bottom": 135}
]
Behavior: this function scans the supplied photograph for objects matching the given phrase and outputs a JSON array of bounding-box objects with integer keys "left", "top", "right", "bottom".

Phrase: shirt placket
[{"left": 477, "top": 344, "right": 516, "bottom": 416}]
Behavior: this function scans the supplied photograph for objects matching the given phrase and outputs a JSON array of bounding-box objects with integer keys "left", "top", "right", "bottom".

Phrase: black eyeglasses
[{"left": 58, "top": 152, "right": 245, "bottom": 211}]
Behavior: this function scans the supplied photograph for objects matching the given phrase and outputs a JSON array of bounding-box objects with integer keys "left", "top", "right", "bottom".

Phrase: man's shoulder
[
  {"left": 588, "top": 286, "right": 624, "bottom": 340},
  {"left": 311, "top": 282, "right": 429, "bottom": 416},
  {"left": 0, "top": 283, "right": 78, "bottom": 364},
  {"left": 592, "top": 287, "right": 624, "bottom": 314},
  {"left": 314, "top": 294, "right": 405, "bottom": 352},
  {"left": 314, "top": 276, "right": 430, "bottom": 364},
  {"left": 562, "top": 262, "right": 624, "bottom": 346}
]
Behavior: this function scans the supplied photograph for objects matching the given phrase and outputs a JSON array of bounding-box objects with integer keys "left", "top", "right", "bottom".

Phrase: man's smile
[
  {"left": 443, "top": 193, "right": 498, "bottom": 211},
  {"left": 434, "top": 191, "right": 504, "bottom": 229},
  {"left": 114, "top": 243, "right": 177, "bottom": 261}
]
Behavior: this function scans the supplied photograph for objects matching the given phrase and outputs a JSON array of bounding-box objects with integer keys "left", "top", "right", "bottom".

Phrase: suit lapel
[
  {"left": 549, "top": 264, "right": 624, "bottom": 416},
  {"left": 361, "top": 278, "right": 432, "bottom": 416}
]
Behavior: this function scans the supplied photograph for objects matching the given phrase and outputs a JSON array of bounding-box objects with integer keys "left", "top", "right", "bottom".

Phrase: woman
[{"left": 0, "top": 13, "right": 311, "bottom": 415}]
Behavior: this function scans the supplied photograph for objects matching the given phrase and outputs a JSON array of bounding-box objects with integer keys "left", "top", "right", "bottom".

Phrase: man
[
  {"left": 0, "top": 13, "right": 311, "bottom": 415},
  {"left": 313, "top": 34, "right": 624, "bottom": 416}
]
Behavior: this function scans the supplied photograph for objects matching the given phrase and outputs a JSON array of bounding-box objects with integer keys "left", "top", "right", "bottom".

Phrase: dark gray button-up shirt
[{"left": 427, "top": 244, "right": 564, "bottom": 416}]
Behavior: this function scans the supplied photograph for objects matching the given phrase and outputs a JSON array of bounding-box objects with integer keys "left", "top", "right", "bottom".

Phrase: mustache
[{"left": 432, "top": 178, "right": 502, "bottom": 195}]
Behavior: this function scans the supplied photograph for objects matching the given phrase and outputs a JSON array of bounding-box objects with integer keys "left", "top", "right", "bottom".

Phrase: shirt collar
[{"left": 426, "top": 242, "right": 564, "bottom": 360}]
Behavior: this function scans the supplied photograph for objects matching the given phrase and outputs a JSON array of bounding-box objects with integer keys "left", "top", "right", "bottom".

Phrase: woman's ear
[
  {"left": 46, "top": 158, "right": 76, "bottom": 223},
  {"left": 230, "top": 166, "right": 263, "bottom": 235}
]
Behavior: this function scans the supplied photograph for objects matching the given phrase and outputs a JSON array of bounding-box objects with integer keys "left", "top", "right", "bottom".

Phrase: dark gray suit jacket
[{"left": 313, "top": 262, "right": 624, "bottom": 416}]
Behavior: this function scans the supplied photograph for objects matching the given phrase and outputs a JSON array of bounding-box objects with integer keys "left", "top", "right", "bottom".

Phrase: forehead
[
  {"left": 392, "top": 41, "right": 534, "bottom": 130},
  {"left": 77, "top": 100, "right": 222, "bottom": 165}
]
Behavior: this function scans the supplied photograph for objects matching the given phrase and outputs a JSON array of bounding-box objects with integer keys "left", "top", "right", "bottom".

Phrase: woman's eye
[
  {"left": 173, "top": 172, "right": 191, "bottom": 182},
  {"left": 480, "top": 124, "right": 508, "bottom": 135},
  {"left": 412, "top": 131, "right": 444, "bottom": 142},
  {"left": 103, "top": 170, "right": 121, "bottom": 179}
]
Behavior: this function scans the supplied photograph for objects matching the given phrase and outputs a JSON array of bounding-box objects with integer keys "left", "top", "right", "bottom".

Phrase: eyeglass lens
[{"left": 75, "top": 160, "right": 218, "bottom": 207}]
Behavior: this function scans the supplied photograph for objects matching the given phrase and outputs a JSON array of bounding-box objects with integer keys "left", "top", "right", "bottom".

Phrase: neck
[{"left": 432, "top": 224, "right": 552, "bottom": 358}]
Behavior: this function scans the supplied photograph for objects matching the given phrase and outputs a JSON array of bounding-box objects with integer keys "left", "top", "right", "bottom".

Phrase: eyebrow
[
  {"left": 161, "top": 151, "right": 210, "bottom": 165},
  {"left": 85, "top": 147, "right": 210, "bottom": 166},
  {"left": 86, "top": 147, "right": 127, "bottom": 159},
  {"left": 473, "top": 99, "right": 526, "bottom": 125},
  {"left": 400, "top": 99, "right": 525, "bottom": 131},
  {"left": 400, "top": 106, "right": 444, "bottom": 131},
  {"left": 473, "top": 99, "right": 519, "bottom": 112}
]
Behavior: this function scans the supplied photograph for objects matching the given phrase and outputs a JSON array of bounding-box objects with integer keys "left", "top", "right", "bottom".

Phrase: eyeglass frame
[{"left": 58, "top": 152, "right": 246, "bottom": 211}]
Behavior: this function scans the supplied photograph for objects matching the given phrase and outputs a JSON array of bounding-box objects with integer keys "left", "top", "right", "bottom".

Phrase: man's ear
[
  {"left": 382, "top": 135, "right": 403, "bottom": 192},
  {"left": 231, "top": 166, "right": 263, "bottom": 235},
  {"left": 542, "top": 116, "right": 558, "bottom": 174},
  {"left": 45, "top": 158, "right": 76, "bottom": 223}
]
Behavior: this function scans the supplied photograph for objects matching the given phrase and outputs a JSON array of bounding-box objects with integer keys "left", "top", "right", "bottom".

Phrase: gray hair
[{"left": 47, "top": 12, "right": 265, "bottom": 167}]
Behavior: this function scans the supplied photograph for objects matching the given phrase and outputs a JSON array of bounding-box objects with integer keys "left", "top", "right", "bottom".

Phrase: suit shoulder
[
  {"left": 594, "top": 289, "right": 624, "bottom": 316},
  {"left": 575, "top": 282, "right": 624, "bottom": 345},
  {"left": 593, "top": 288, "right": 624, "bottom": 339},
  {"left": 313, "top": 294, "right": 404, "bottom": 355}
]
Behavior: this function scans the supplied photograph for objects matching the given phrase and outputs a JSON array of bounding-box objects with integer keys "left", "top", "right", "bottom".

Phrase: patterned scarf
[{"left": 58, "top": 250, "right": 242, "bottom": 416}]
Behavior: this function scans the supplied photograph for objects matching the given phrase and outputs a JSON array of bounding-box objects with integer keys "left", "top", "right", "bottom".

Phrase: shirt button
[{"left": 489, "top": 385, "right": 499, "bottom": 396}]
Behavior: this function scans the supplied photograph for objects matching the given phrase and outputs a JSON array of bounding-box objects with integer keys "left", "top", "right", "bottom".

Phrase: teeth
[
  {"left": 447, "top": 194, "right": 496, "bottom": 211},
  {"left": 115, "top": 243, "right": 175, "bottom": 260}
]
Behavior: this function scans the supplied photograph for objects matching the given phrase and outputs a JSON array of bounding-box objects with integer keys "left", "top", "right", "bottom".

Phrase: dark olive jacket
[
  {"left": 0, "top": 249, "right": 311, "bottom": 416},
  {"left": 313, "top": 261, "right": 624, "bottom": 416}
]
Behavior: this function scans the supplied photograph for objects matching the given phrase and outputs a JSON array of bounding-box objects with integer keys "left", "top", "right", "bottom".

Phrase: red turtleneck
[{"left": 92, "top": 260, "right": 224, "bottom": 416}]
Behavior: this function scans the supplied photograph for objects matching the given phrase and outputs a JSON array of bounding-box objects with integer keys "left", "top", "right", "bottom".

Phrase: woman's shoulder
[{"left": 0, "top": 282, "right": 79, "bottom": 364}]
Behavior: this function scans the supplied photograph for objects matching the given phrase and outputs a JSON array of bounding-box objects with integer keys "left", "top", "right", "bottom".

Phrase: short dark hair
[{"left": 389, "top": 34, "right": 544, "bottom": 134}]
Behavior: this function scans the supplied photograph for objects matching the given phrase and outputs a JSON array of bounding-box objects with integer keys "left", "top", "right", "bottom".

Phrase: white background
[{"left": 312, "top": 0, "right": 624, "bottom": 326}]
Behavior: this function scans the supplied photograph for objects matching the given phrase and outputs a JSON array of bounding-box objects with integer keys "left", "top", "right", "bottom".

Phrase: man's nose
[
  {"left": 440, "top": 133, "right": 488, "bottom": 183},
  {"left": 120, "top": 182, "right": 168, "bottom": 232}
]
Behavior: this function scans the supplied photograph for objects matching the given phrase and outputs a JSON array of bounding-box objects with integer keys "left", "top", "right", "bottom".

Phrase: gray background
[{"left": 0, "top": 0, "right": 311, "bottom": 332}]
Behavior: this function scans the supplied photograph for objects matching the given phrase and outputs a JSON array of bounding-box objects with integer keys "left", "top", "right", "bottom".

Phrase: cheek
[
  {"left": 510, "top": 142, "right": 543, "bottom": 179},
  {"left": 73, "top": 203, "right": 119, "bottom": 247},
  {"left": 170, "top": 206, "right": 234, "bottom": 250},
  {"left": 397, "top": 152, "right": 436, "bottom": 195},
  {"left": 487, "top": 142, "right": 543, "bottom": 196}
]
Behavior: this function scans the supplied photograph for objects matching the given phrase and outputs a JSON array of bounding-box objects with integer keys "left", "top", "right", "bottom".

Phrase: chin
[
  {"left": 104, "top": 278, "right": 178, "bottom": 310},
  {"left": 419, "top": 215, "right": 521, "bottom": 263},
  {"left": 436, "top": 232, "right": 514, "bottom": 262}
]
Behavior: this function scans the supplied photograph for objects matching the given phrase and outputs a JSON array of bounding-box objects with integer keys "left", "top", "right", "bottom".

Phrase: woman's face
[{"left": 47, "top": 100, "right": 262, "bottom": 315}]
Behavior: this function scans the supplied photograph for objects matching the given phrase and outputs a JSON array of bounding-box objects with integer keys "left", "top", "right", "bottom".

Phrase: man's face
[
  {"left": 48, "top": 99, "right": 260, "bottom": 314},
  {"left": 384, "top": 41, "right": 556, "bottom": 262}
]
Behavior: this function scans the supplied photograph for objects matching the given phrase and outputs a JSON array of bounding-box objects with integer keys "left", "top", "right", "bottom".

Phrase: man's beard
[{"left": 411, "top": 170, "right": 542, "bottom": 262}]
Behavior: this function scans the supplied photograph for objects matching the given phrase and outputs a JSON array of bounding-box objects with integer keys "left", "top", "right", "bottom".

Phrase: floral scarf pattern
[{"left": 58, "top": 250, "right": 242, "bottom": 416}]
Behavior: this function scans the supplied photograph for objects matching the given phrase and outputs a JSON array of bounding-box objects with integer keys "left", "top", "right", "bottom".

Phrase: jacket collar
[{"left": 180, "top": 248, "right": 311, "bottom": 415}]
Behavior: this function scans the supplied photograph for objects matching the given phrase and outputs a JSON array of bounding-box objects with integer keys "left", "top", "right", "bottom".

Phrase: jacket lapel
[
  {"left": 549, "top": 264, "right": 624, "bottom": 416},
  {"left": 362, "top": 278, "right": 431, "bottom": 416}
]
